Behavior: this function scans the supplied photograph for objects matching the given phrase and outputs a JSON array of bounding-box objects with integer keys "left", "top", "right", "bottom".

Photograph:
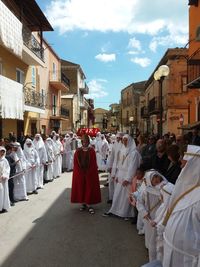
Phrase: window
[
  {"left": 32, "top": 66, "right": 36, "bottom": 87},
  {"left": 16, "top": 68, "right": 24, "bottom": 84},
  {"left": 52, "top": 94, "right": 57, "bottom": 116},
  {"left": 52, "top": 62, "right": 57, "bottom": 80}
]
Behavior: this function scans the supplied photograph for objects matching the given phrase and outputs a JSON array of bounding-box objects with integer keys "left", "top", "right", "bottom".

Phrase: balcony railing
[
  {"left": 148, "top": 97, "right": 160, "bottom": 114},
  {"left": 60, "top": 106, "right": 70, "bottom": 117},
  {"left": 141, "top": 106, "right": 149, "bottom": 118},
  {"left": 80, "top": 83, "right": 89, "bottom": 94},
  {"left": 22, "top": 25, "right": 44, "bottom": 61},
  {"left": 187, "top": 48, "right": 200, "bottom": 88},
  {"left": 50, "top": 71, "right": 70, "bottom": 88},
  {"left": 24, "top": 87, "right": 45, "bottom": 109}
]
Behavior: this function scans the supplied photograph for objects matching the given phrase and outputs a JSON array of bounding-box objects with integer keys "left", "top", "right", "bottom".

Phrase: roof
[
  {"left": 3, "top": 0, "right": 53, "bottom": 31},
  {"left": 121, "top": 81, "right": 146, "bottom": 94},
  {"left": 61, "top": 59, "right": 86, "bottom": 79}
]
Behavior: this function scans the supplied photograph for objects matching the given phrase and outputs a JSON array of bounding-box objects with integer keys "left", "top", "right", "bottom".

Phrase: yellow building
[
  {"left": 0, "top": 0, "right": 53, "bottom": 138},
  {"left": 121, "top": 82, "right": 146, "bottom": 135},
  {"left": 94, "top": 108, "right": 109, "bottom": 131}
]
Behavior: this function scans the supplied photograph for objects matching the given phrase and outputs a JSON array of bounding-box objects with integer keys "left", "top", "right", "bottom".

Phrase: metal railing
[
  {"left": 49, "top": 71, "right": 70, "bottom": 88},
  {"left": 148, "top": 97, "right": 160, "bottom": 114},
  {"left": 22, "top": 25, "right": 44, "bottom": 61},
  {"left": 60, "top": 106, "right": 70, "bottom": 117},
  {"left": 187, "top": 48, "right": 200, "bottom": 88},
  {"left": 24, "top": 87, "right": 45, "bottom": 109}
]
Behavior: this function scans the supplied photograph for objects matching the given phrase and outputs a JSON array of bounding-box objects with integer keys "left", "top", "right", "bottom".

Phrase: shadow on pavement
[{"left": 1, "top": 185, "right": 147, "bottom": 267}]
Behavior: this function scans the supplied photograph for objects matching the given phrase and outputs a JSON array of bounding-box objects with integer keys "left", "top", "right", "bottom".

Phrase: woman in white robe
[
  {"left": 136, "top": 170, "right": 167, "bottom": 262},
  {"left": 62, "top": 134, "right": 73, "bottom": 172},
  {"left": 0, "top": 146, "right": 10, "bottom": 212},
  {"left": 107, "top": 134, "right": 141, "bottom": 218},
  {"left": 107, "top": 133, "right": 123, "bottom": 202},
  {"left": 12, "top": 142, "right": 28, "bottom": 201},
  {"left": 95, "top": 132, "right": 102, "bottom": 170},
  {"left": 53, "top": 134, "right": 63, "bottom": 178},
  {"left": 163, "top": 145, "right": 200, "bottom": 267},
  {"left": 45, "top": 138, "right": 55, "bottom": 182},
  {"left": 23, "top": 139, "right": 40, "bottom": 194},
  {"left": 33, "top": 134, "right": 48, "bottom": 189}
]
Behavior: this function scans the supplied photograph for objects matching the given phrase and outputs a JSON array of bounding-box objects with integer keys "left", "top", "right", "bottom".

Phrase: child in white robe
[
  {"left": 0, "top": 146, "right": 10, "bottom": 212},
  {"left": 137, "top": 170, "right": 167, "bottom": 262}
]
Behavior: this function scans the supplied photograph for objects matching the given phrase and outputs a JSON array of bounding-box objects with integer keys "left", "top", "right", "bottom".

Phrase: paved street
[{"left": 0, "top": 173, "right": 147, "bottom": 267}]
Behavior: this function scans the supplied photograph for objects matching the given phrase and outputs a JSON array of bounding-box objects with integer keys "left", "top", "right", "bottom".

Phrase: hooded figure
[
  {"left": 0, "top": 146, "right": 10, "bottom": 212},
  {"left": 107, "top": 134, "right": 141, "bottom": 218},
  {"left": 52, "top": 134, "right": 63, "bottom": 178},
  {"left": 23, "top": 139, "right": 40, "bottom": 194},
  {"left": 33, "top": 134, "right": 47, "bottom": 188},
  {"left": 11, "top": 142, "right": 28, "bottom": 201},
  {"left": 45, "top": 138, "right": 55, "bottom": 182},
  {"left": 163, "top": 145, "right": 200, "bottom": 267},
  {"left": 136, "top": 170, "right": 167, "bottom": 262}
]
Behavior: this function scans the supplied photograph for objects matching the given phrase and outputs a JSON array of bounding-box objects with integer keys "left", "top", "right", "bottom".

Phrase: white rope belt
[{"left": 163, "top": 232, "right": 200, "bottom": 266}]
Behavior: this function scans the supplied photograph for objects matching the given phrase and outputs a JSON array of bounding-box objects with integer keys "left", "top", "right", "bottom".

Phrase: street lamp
[
  {"left": 129, "top": 116, "right": 134, "bottom": 137},
  {"left": 154, "top": 65, "right": 170, "bottom": 137}
]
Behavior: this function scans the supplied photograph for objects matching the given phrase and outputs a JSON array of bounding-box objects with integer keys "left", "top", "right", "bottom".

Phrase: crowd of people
[
  {"left": 1, "top": 128, "right": 200, "bottom": 267},
  {"left": 0, "top": 131, "right": 80, "bottom": 213}
]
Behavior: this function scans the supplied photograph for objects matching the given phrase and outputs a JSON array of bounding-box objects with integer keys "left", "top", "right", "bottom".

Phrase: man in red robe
[{"left": 71, "top": 134, "right": 101, "bottom": 214}]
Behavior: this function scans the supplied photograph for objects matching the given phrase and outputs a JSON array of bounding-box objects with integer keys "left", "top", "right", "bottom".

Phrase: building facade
[
  {"left": 0, "top": 0, "right": 53, "bottom": 138},
  {"left": 121, "top": 81, "right": 146, "bottom": 135}
]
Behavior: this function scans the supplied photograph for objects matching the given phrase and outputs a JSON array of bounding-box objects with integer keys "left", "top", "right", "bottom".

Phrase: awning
[{"left": 0, "top": 75, "right": 24, "bottom": 120}]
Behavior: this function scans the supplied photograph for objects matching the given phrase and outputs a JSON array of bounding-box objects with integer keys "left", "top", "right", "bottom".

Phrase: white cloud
[
  {"left": 95, "top": 53, "right": 116, "bottom": 62},
  {"left": 128, "top": 37, "right": 141, "bottom": 51},
  {"left": 149, "top": 33, "right": 188, "bottom": 52},
  {"left": 131, "top": 57, "right": 151, "bottom": 68},
  {"left": 45, "top": 0, "right": 188, "bottom": 43},
  {"left": 87, "top": 79, "right": 108, "bottom": 98}
]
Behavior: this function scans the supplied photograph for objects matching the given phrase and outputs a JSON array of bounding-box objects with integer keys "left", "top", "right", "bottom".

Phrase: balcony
[
  {"left": 141, "top": 106, "right": 149, "bottom": 118},
  {"left": 22, "top": 25, "right": 45, "bottom": 66},
  {"left": 80, "top": 83, "right": 89, "bottom": 94},
  {"left": 49, "top": 71, "right": 70, "bottom": 92},
  {"left": 0, "top": 75, "right": 24, "bottom": 120},
  {"left": 187, "top": 48, "right": 200, "bottom": 88},
  {"left": 24, "top": 87, "right": 45, "bottom": 114},
  {"left": 148, "top": 97, "right": 160, "bottom": 114}
]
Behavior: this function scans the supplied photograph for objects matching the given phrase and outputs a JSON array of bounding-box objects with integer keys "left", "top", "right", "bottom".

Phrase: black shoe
[
  {"left": 0, "top": 209, "right": 8, "bottom": 213},
  {"left": 10, "top": 202, "right": 15, "bottom": 207},
  {"left": 33, "top": 190, "right": 38, "bottom": 195},
  {"left": 107, "top": 200, "right": 112, "bottom": 204}
]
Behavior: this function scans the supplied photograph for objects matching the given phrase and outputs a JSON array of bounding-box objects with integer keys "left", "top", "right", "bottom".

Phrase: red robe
[{"left": 71, "top": 147, "right": 101, "bottom": 205}]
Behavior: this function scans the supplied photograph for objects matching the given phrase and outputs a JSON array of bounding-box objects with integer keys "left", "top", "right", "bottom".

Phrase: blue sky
[{"left": 37, "top": 0, "right": 189, "bottom": 109}]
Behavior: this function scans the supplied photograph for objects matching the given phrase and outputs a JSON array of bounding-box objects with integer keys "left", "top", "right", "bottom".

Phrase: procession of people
[{"left": 1, "top": 128, "right": 200, "bottom": 267}]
